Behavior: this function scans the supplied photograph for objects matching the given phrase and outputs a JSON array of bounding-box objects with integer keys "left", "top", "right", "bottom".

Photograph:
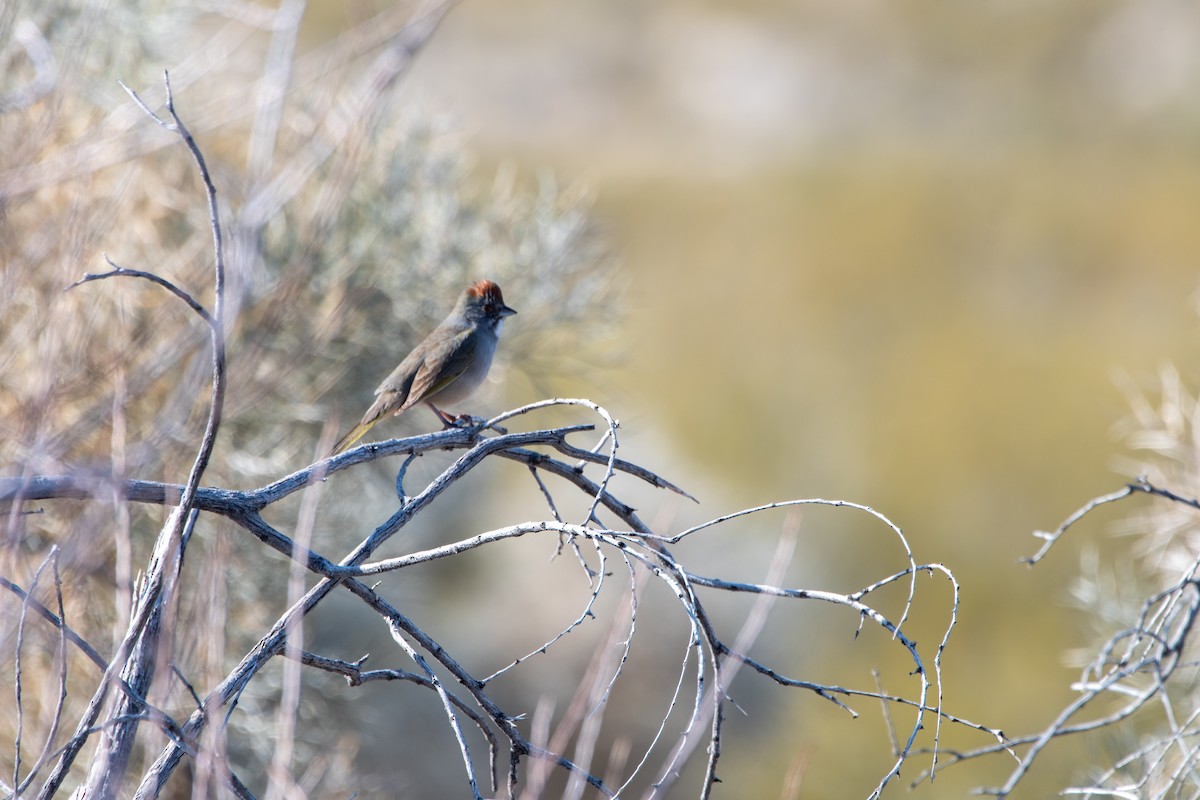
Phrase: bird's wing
[
  {"left": 374, "top": 347, "right": 422, "bottom": 401},
  {"left": 407, "top": 329, "right": 478, "bottom": 404},
  {"left": 329, "top": 329, "right": 476, "bottom": 456}
]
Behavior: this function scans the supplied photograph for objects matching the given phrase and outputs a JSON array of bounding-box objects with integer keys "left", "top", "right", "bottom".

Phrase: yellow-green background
[
  {"left": 8, "top": 0, "right": 1200, "bottom": 796},
  {"left": 385, "top": 1, "right": 1200, "bottom": 795}
]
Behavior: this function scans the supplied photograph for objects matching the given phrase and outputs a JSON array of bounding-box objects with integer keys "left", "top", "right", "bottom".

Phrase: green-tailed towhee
[{"left": 330, "top": 279, "right": 517, "bottom": 455}]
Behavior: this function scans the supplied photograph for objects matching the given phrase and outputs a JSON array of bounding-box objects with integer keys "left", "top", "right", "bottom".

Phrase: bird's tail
[{"left": 328, "top": 418, "right": 378, "bottom": 457}]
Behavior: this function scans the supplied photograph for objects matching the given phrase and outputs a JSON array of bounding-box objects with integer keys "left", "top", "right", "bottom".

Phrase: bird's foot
[
  {"left": 431, "top": 406, "right": 464, "bottom": 428},
  {"left": 431, "top": 406, "right": 506, "bottom": 433}
]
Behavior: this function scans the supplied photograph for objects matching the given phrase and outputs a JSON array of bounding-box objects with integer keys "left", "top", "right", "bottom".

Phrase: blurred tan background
[
  {"left": 5, "top": 0, "right": 1200, "bottom": 796},
  {"left": 385, "top": 0, "right": 1200, "bottom": 795}
]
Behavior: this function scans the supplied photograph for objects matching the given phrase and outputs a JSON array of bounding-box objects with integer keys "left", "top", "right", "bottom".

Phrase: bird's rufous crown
[
  {"left": 463, "top": 279, "right": 515, "bottom": 319},
  {"left": 467, "top": 279, "right": 504, "bottom": 302}
]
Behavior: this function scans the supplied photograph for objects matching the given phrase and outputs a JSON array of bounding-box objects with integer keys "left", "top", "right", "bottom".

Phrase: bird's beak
[{"left": 500, "top": 304, "right": 517, "bottom": 317}]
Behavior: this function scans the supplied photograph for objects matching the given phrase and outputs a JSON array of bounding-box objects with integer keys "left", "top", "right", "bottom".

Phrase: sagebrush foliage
[{"left": 0, "top": 1, "right": 619, "bottom": 793}]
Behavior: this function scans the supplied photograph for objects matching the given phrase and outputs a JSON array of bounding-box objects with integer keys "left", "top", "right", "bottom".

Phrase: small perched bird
[{"left": 329, "top": 279, "right": 517, "bottom": 455}]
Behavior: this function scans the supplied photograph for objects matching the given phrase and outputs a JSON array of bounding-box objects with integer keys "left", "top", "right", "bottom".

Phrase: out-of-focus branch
[
  {"left": 40, "top": 70, "right": 230, "bottom": 800},
  {"left": 0, "top": 19, "right": 57, "bottom": 113}
]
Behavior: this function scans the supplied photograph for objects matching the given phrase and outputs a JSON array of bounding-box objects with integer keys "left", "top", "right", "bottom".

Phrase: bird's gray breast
[{"left": 436, "top": 327, "right": 499, "bottom": 405}]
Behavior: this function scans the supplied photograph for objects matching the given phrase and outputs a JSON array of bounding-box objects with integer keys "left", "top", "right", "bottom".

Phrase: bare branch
[
  {"left": 66, "top": 256, "right": 216, "bottom": 329},
  {"left": 0, "top": 573, "right": 107, "bottom": 671},
  {"left": 1022, "top": 486, "right": 1138, "bottom": 565},
  {"left": 41, "top": 69, "right": 230, "bottom": 799}
]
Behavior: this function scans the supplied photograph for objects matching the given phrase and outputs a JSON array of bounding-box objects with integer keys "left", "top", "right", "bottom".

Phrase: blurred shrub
[{"left": 0, "top": 1, "right": 621, "bottom": 793}]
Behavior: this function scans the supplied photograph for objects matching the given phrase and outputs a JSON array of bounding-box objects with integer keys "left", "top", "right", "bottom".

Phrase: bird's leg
[{"left": 428, "top": 404, "right": 462, "bottom": 428}]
